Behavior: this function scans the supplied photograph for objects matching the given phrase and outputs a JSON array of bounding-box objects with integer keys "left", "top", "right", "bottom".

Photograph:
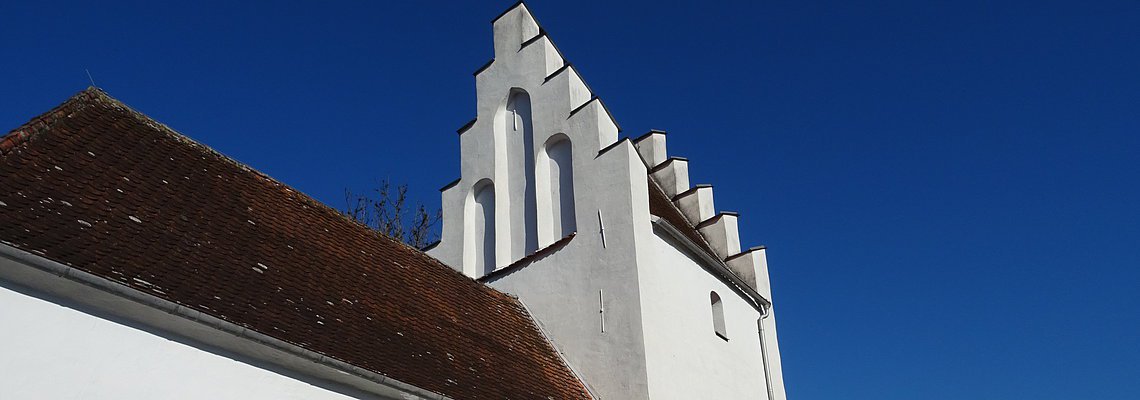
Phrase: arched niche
[
  {"left": 499, "top": 89, "right": 538, "bottom": 259},
  {"left": 544, "top": 134, "right": 576, "bottom": 238},
  {"left": 464, "top": 179, "right": 496, "bottom": 277}
]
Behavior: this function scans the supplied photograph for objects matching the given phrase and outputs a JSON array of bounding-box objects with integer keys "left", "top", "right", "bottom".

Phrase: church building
[{"left": 0, "top": 3, "right": 787, "bottom": 399}]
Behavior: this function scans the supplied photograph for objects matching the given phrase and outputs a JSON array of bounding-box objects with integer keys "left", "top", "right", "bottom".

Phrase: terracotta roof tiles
[{"left": 0, "top": 88, "right": 591, "bottom": 400}]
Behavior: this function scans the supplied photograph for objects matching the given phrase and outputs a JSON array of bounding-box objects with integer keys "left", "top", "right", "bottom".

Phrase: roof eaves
[
  {"left": 1, "top": 87, "right": 597, "bottom": 399},
  {"left": 0, "top": 242, "right": 453, "bottom": 400},
  {"left": 648, "top": 216, "right": 771, "bottom": 310}
]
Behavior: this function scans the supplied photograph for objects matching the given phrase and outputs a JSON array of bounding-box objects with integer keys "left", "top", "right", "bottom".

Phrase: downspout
[{"left": 758, "top": 304, "right": 775, "bottom": 400}]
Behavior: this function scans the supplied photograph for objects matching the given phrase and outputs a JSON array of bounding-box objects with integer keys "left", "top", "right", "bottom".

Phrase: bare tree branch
[{"left": 343, "top": 178, "right": 441, "bottom": 248}]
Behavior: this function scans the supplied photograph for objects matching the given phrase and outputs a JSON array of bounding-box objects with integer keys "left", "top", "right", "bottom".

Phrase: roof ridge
[
  {"left": 120, "top": 90, "right": 518, "bottom": 296},
  {"left": 1, "top": 87, "right": 594, "bottom": 398},
  {"left": 1, "top": 87, "right": 102, "bottom": 155},
  {"left": 3, "top": 87, "right": 520, "bottom": 302}
]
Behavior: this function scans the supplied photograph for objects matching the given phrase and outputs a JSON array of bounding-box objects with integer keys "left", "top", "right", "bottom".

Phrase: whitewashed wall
[
  {"left": 429, "top": 4, "right": 787, "bottom": 399},
  {"left": 485, "top": 141, "right": 655, "bottom": 399},
  {"left": 430, "top": 4, "right": 611, "bottom": 276},
  {"left": 639, "top": 230, "right": 770, "bottom": 399},
  {"left": 0, "top": 284, "right": 373, "bottom": 400},
  {"left": 429, "top": 5, "right": 653, "bottom": 398}
]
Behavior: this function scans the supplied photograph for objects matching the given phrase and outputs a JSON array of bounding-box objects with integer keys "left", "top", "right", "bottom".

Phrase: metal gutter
[{"left": 649, "top": 216, "right": 771, "bottom": 310}]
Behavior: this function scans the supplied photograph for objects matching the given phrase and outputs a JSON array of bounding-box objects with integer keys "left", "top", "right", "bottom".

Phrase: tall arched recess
[
  {"left": 504, "top": 89, "right": 538, "bottom": 258},
  {"left": 545, "top": 135, "right": 576, "bottom": 238},
  {"left": 465, "top": 180, "right": 496, "bottom": 277}
]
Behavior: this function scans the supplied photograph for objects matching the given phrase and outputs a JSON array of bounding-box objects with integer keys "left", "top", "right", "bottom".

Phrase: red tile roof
[{"left": 0, "top": 88, "right": 591, "bottom": 400}]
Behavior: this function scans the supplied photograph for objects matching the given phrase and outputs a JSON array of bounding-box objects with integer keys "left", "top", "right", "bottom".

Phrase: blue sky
[{"left": 3, "top": 1, "right": 1138, "bottom": 398}]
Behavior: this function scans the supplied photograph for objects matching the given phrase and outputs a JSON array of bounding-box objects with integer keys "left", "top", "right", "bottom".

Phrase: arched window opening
[
  {"left": 470, "top": 181, "right": 496, "bottom": 276},
  {"left": 546, "top": 136, "right": 576, "bottom": 237},
  {"left": 504, "top": 90, "right": 538, "bottom": 257},
  {"left": 711, "top": 291, "right": 727, "bottom": 340}
]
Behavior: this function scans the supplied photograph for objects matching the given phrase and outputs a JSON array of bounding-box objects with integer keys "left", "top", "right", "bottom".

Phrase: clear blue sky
[{"left": 3, "top": 1, "right": 1138, "bottom": 398}]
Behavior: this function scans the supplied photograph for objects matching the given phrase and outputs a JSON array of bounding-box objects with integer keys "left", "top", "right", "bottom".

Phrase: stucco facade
[
  {"left": 0, "top": 3, "right": 789, "bottom": 399},
  {"left": 0, "top": 283, "right": 368, "bottom": 400},
  {"left": 428, "top": 4, "right": 787, "bottom": 399},
  {"left": 0, "top": 245, "right": 434, "bottom": 400}
]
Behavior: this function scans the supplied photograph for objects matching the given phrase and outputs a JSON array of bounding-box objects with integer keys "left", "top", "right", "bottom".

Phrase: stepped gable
[
  {"left": 634, "top": 128, "right": 770, "bottom": 303},
  {"left": 647, "top": 177, "right": 718, "bottom": 257},
  {"left": 0, "top": 88, "right": 592, "bottom": 400},
  {"left": 458, "top": 1, "right": 767, "bottom": 301}
]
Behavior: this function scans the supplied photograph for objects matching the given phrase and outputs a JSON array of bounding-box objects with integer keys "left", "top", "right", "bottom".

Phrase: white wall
[
  {"left": 469, "top": 180, "right": 496, "bottom": 276},
  {"left": 486, "top": 140, "right": 655, "bottom": 400},
  {"left": 430, "top": 4, "right": 606, "bottom": 273},
  {"left": 0, "top": 284, "right": 373, "bottom": 400},
  {"left": 430, "top": 6, "right": 642, "bottom": 398},
  {"left": 545, "top": 136, "right": 576, "bottom": 238},
  {"left": 638, "top": 229, "right": 770, "bottom": 400},
  {"left": 429, "top": 4, "right": 786, "bottom": 399},
  {"left": 504, "top": 90, "right": 539, "bottom": 259}
]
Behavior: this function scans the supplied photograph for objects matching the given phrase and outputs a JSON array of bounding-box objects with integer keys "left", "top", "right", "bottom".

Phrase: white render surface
[
  {"left": 486, "top": 142, "right": 655, "bottom": 399},
  {"left": 430, "top": 5, "right": 649, "bottom": 397},
  {"left": 727, "top": 247, "right": 771, "bottom": 297},
  {"left": 0, "top": 284, "right": 368, "bottom": 400},
  {"left": 634, "top": 132, "right": 667, "bottom": 167},
  {"left": 0, "top": 4, "right": 790, "bottom": 400},
  {"left": 0, "top": 244, "right": 439, "bottom": 400},
  {"left": 699, "top": 213, "right": 742, "bottom": 260},
  {"left": 639, "top": 229, "right": 769, "bottom": 399},
  {"left": 430, "top": 3, "right": 788, "bottom": 399},
  {"left": 430, "top": 3, "right": 616, "bottom": 275},
  {"left": 675, "top": 185, "right": 716, "bottom": 225},
  {"left": 649, "top": 158, "right": 690, "bottom": 198}
]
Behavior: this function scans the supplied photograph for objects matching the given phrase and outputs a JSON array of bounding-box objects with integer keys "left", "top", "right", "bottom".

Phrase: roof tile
[{"left": 0, "top": 88, "right": 591, "bottom": 400}]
